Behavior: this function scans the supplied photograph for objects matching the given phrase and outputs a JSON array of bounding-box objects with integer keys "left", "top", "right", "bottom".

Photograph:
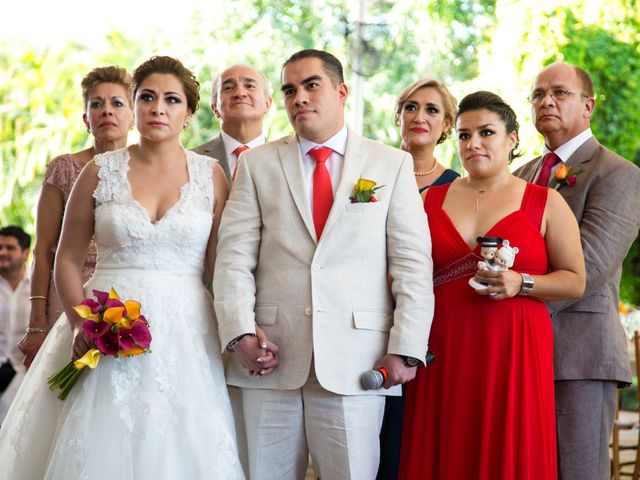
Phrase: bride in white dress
[{"left": 0, "top": 56, "right": 245, "bottom": 479}]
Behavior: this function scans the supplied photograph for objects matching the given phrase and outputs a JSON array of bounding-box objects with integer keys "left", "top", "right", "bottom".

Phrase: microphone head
[{"left": 361, "top": 369, "right": 385, "bottom": 390}]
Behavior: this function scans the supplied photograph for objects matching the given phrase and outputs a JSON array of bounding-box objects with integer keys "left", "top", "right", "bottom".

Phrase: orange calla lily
[
  {"left": 120, "top": 346, "right": 145, "bottom": 357},
  {"left": 124, "top": 300, "right": 141, "bottom": 320},
  {"left": 103, "top": 306, "right": 125, "bottom": 325}
]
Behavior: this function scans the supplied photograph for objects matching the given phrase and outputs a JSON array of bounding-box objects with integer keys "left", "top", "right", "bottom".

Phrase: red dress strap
[
  {"left": 424, "top": 183, "right": 452, "bottom": 215},
  {"left": 519, "top": 182, "right": 549, "bottom": 232}
]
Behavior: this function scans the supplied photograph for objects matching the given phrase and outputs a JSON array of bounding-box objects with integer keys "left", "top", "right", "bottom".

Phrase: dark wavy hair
[
  {"left": 456, "top": 91, "right": 521, "bottom": 162},
  {"left": 132, "top": 56, "right": 200, "bottom": 114}
]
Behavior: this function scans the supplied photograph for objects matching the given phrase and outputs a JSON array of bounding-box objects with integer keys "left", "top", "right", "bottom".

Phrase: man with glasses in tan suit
[
  {"left": 213, "top": 49, "right": 434, "bottom": 480},
  {"left": 515, "top": 62, "right": 640, "bottom": 480}
]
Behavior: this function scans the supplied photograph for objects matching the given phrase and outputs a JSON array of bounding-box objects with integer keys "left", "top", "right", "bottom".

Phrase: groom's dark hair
[{"left": 282, "top": 49, "right": 344, "bottom": 87}]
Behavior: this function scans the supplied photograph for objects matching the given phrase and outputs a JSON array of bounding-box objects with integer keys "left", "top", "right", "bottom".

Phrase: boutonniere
[
  {"left": 350, "top": 178, "right": 384, "bottom": 203},
  {"left": 554, "top": 164, "right": 582, "bottom": 188}
]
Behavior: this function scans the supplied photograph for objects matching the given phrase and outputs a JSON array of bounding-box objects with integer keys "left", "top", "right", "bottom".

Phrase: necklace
[
  {"left": 414, "top": 160, "right": 438, "bottom": 176},
  {"left": 466, "top": 177, "right": 487, "bottom": 214}
]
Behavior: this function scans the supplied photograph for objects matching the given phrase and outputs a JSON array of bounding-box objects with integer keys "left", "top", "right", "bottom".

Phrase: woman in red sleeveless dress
[{"left": 399, "top": 92, "right": 586, "bottom": 480}]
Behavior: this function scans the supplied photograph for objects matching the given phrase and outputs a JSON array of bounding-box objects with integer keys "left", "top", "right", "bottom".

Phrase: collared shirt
[
  {"left": 0, "top": 271, "right": 30, "bottom": 368},
  {"left": 298, "top": 125, "right": 348, "bottom": 210},
  {"left": 220, "top": 130, "right": 266, "bottom": 175},
  {"left": 536, "top": 128, "right": 593, "bottom": 182}
]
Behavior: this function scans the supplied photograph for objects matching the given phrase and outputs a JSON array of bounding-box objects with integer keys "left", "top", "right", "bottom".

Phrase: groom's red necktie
[
  {"left": 309, "top": 147, "right": 334, "bottom": 239},
  {"left": 535, "top": 152, "right": 561, "bottom": 186},
  {"left": 231, "top": 145, "right": 250, "bottom": 180}
]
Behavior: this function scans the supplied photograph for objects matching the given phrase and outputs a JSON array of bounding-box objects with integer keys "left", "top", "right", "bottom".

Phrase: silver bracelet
[{"left": 26, "top": 327, "right": 50, "bottom": 333}]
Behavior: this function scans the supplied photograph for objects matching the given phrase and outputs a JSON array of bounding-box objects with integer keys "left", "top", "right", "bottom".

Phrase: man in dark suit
[
  {"left": 515, "top": 62, "right": 640, "bottom": 480},
  {"left": 193, "top": 64, "right": 272, "bottom": 186}
]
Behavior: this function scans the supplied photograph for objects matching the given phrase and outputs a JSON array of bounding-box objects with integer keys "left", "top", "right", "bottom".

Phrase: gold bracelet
[
  {"left": 29, "top": 295, "right": 48, "bottom": 301},
  {"left": 26, "top": 327, "right": 50, "bottom": 333}
]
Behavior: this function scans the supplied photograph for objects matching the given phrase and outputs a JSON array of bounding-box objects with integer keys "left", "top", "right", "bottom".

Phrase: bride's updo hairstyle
[
  {"left": 456, "top": 91, "right": 521, "bottom": 162},
  {"left": 132, "top": 56, "right": 200, "bottom": 114}
]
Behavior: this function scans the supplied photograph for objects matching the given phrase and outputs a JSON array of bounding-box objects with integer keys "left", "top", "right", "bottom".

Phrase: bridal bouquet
[{"left": 47, "top": 288, "right": 151, "bottom": 400}]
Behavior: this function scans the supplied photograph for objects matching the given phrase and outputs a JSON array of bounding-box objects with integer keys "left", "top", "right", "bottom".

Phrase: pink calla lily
[
  {"left": 106, "top": 298, "right": 125, "bottom": 309},
  {"left": 96, "top": 330, "right": 120, "bottom": 356},
  {"left": 80, "top": 298, "right": 103, "bottom": 314},
  {"left": 130, "top": 320, "right": 152, "bottom": 348},
  {"left": 118, "top": 330, "right": 136, "bottom": 351},
  {"left": 82, "top": 320, "right": 110, "bottom": 340},
  {"left": 93, "top": 289, "right": 109, "bottom": 306}
]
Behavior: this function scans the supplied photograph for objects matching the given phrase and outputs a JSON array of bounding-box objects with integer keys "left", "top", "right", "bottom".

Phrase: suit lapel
[
  {"left": 279, "top": 136, "right": 317, "bottom": 242},
  {"left": 320, "top": 130, "right": 367, "bottom": 240},
  {"left": 552, "top": 136, "right": 599, "bottom": 190},
  {"left": 212, "top": 136, "right": 232, "bottom": 183}
]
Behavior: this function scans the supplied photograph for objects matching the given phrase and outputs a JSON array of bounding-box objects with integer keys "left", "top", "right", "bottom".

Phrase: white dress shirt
[
  {"left": 220, "top": 130, "right": 266, "bottom": 175},
  {"left": 298, "top": 125, "right": 348, "bottom": 211},
  {"left": 536, "top": 128, "right": 593, "bottom": 182},
  {"left": 0, "top": 271, "right": 29, "bottom": 368}
]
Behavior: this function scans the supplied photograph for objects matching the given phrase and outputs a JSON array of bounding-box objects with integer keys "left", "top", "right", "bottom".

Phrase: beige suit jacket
[
  {"left": 192, "top": 134, "right": 232, "bottom": 187},
  {"left": 213, "top": 129, "right": 434, "bottom": 395},
  {"left": 515, "top": 136, "right": 640, "bottom": 383}
]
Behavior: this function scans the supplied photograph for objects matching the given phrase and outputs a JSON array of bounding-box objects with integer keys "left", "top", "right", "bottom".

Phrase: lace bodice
[{"left": 93, "top": 148, "right": 215, "bottom": 273}]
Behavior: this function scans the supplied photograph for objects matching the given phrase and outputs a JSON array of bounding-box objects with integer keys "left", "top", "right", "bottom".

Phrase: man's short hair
[
  {"left": 0, "top": 225, "right": 31, "bottom": 250},
  {"left": 573, "top": 65, "right": 595, "bottom": 98},
  {"left": 282, "top": 49, "right": 344, "bottom": 86},
  {"left": 211, "top": 64, "right": 272, "bottom": 105}
]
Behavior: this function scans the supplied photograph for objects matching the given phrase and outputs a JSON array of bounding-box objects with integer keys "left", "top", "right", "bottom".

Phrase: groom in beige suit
[
  {"left": 213, "top": 49, "right": 434, "bottom": 479},
  {"left": 515, "top": 63, "right": 640, "bottom": 480}
]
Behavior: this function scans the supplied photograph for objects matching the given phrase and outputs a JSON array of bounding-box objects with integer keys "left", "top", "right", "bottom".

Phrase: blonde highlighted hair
[{"left": 395, "top": 78, "right": 457, "bottom": 144}]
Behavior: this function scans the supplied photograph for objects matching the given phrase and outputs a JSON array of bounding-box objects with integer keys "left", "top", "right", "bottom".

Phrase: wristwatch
[
  {"left": 402, "top": 356, "right": 422, "bottom": 368},
  {"left": 226, "top": 333, "right": 256, "bottom": 352},
  {"left": 519, "top": 273, "right": 534, "bottom": 296}
]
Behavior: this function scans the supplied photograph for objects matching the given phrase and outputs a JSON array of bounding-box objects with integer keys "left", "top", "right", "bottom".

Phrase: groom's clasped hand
[{"left": 234, "top": 326, "right": 280, "bottom": 377}]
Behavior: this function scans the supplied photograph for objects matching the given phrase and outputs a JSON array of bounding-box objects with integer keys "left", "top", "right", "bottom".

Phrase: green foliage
[
  {"left": 556, "top": 8, "right": 640, "bottom": 305},
  {"left": 1, "top": 0, "right": 638, "bottom": 302}
]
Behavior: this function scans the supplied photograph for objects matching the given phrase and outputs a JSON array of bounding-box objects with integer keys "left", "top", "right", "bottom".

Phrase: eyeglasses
[{"left": 528, "top": 88, "right": 588, "bottom": 105}]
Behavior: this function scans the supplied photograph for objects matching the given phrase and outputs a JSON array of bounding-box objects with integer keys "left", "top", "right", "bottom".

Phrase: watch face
[{"left": 404, "top": 356, "right": 420, "bottom": 367}]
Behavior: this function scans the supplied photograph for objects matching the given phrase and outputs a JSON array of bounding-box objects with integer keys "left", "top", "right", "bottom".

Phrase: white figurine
[{"left": 470, "top": 238, "right": 519, "bottom": 291}]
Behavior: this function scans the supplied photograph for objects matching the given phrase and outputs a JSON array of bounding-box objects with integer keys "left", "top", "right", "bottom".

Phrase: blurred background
[{"left": 1, "top": 0, "right": 639, "bottom": 303}]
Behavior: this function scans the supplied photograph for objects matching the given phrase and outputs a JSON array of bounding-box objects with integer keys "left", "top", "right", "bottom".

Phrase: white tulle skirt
[{"left": 0, "top": 269, "right": 244, "bottom": 479}]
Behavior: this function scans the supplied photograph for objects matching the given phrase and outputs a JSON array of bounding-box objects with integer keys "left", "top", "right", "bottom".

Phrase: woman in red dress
[{"left": 399, "top": 91, "right": 586, "bottom": 480}]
